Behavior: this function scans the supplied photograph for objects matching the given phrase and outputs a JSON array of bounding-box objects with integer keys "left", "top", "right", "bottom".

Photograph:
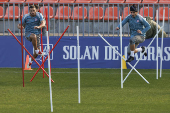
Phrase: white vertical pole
[
  {"left": 46, "top": 31, "right": 53, "bottom": 112},
  {"left": 156, "top": 10, "right": 158, "bottom": 79},
  {"left": 120, "top": 16, "right": 123, "bottom": 88},
  {"left": 160, "top": 8, "right": 165, "bottom": 78},
  {"left": 77, "top": 26, "right": 81, "bottom": 103}
]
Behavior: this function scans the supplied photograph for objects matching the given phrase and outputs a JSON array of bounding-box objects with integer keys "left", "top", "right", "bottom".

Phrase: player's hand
[
  {"left": 18, "top": 26, "right": 24, "bottom": 29},
  {"left": 34, "top": 26, "right": 40, "bottom": 29},
  {"left": 115, "top": 27, "right": 119, "bottom": 30},
  {"left": 137, "top": 30, "right": 142, "bottom": 34}
]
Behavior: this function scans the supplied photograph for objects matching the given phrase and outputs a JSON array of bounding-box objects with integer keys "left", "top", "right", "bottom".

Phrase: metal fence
[{"left": 0, "top": 3, "right": 169, "bottom": 37}]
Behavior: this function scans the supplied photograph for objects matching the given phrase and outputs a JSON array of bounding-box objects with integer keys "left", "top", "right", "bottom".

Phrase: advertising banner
[{"left": 0, "top": 36, "right": 170, "bottom": 69}]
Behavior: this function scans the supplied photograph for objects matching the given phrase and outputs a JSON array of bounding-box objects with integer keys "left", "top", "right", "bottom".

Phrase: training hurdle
[
  {"left": 8, "top": 13, "right": 55, "bottom": 83},
  {"left": 8, "top": 29, "right": 55, "bottom": 82},
  {"left": 28, "top": 8, "right": 69, "bottom": 82},
  {"left": 99, "top": 11, "right": 165, "bottom": 88},
  {"left": 30, "top": 25, "right": 70, "bottom": 82},
  {"left": 99, "top": 33, "right": 150, "bottom": 88},
  {"left": 8, "top": 8, "right": 69, "bottom": 112}
]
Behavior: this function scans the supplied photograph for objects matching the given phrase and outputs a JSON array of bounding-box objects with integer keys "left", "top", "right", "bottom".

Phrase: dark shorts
[
  {"left": 25, "top": 33, "right": 40, "bottom": 49},
  {"left": 130, "top": 35, "right": 145, "bottom": 45}
]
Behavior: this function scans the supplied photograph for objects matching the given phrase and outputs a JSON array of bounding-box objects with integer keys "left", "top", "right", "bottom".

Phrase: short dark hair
[
  {"left": 34, "top": 5, "right": 39, "bottom": 10},
  {"left": 29, "top": 5, "right": 36, "bottom": 9},
  {"left": 130, "top": 4, "right": 138, "bottom": 12}
]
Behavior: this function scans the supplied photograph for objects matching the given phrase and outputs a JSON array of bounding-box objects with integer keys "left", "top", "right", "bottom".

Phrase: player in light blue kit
[
  {"left": 116, "top": 4, "right": 151, "bottom": 62},
  {"left": 18, "top": 5, "right": 46, "bottom": 68}
]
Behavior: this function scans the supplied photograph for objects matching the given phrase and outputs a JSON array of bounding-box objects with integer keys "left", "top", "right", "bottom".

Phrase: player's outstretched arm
[{"left": 116, "top": 15, "right": 129, "bottom": 30}]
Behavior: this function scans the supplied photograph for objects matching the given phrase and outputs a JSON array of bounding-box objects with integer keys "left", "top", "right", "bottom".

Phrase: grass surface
[{"left": 0, "top": 68, "right": 170, "bottom": 113}]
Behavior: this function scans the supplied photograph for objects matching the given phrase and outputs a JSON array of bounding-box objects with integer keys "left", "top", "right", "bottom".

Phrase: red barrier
[
  {"left": 30, "top": 25, "right": 70, "bottom": 82},
  {"left": 7, "top": 29, "right": 54, "bottom": 83}
]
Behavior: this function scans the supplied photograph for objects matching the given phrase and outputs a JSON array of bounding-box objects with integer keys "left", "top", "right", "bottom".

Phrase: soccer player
[
  {"left": 17, "top": 5, "right": 46, "bottom": 68},
  {"left": 116, "top": 4, "right": 151, "bottom": 62}
]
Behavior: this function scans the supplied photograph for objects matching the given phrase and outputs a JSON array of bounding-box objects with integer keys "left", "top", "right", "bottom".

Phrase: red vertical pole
[
  {"left": 41, "top": 28, "right": 44, "bottom": 78},
  {"left": 20, "top": 14, "right": 24, "bottom": 87},
  {"left": 39, "top": 10, "right": 45, "bottom": 78}
]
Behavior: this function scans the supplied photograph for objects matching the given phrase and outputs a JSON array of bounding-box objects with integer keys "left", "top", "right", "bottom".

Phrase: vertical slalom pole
[
  {"left": 77, "top": 26, "right": 81, "bottom": 103},
  {"left": 156, "top": 10, "right": 158, "bottom": 79},
  {"left": 120, "top": 16, "right": 123, "bottom": 88},
  {"left": 20, "top": 14, "right": 24, "bottom": 87},
  {"left": 160, "top": 8, "right": 165, "bottom": 78},
  {"left": 39, "top": 10, "right": 45, "bottom": 78},
  {"left": 41, "top": 28, "right": 44, "bottom": 78},
  {"left": 45, "top": 8, "right": 53, "bottom": 112}
]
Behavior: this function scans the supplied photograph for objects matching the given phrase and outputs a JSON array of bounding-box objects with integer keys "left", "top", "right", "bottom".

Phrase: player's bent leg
[
  {"left": 133, "top": 36, "right": 147, "bottom": 56},
  {"left": 127, "top": 43, "right": 139, "bottom": 55},
  {"left": 36, "top": 34, "right": 45, "bottom": 56},
  {"left": 126, "top": 37, "right": 136, "bottom": 62},
  {"left": 30, "top": 33, "right": 38, "bottom": 50},
  {"left": 127, "top": 38, "right": 135, "bottom": 62},
  {"left": 33, "top": 52, "right": 38, "bottom": 59},
  {"left": 127, "top": 43, "right": 131, "bottom": 55},
  {"left": 127, "top": 36, "right": 147, "bottom": 62},
  {"left": 30, "top": 33, "right": 45, "bottom": 56},
  {"left": 26, "top": 33, "right": 45, "bottom": 68}
]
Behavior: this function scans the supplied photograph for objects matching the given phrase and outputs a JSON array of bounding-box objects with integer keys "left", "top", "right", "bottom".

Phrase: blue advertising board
[{"left": 0, "top": 36, "right": 170, "bottom": 69}]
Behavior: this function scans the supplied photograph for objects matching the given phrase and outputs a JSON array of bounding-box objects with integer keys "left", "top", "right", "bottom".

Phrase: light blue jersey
[
  {"left": 118, "top": 14, "right": 151, "bottom": 38},
  {"left": 20, "top": 12, "right": 44, "bottom": 35}
]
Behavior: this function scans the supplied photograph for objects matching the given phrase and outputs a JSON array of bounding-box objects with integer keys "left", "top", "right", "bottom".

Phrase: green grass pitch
[{"left": 0, "top": 68, "right": 170, "bottom": 113}]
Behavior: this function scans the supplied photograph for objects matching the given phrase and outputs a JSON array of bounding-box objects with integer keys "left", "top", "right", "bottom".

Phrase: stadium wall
[{"left": 0, "top": 36, "right": 170, "bottom": 69}]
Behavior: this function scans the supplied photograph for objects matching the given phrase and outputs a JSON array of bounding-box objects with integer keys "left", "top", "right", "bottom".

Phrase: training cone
[
  {"left": 122, "top": 55, "right": 127, "bottom": 69},
  {"left": 24, "top": 55, "right": 33, "bottom": 70}
]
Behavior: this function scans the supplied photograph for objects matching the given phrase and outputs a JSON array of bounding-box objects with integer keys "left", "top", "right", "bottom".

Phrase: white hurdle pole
[
  {"left": 120, "top": 16, "right": 123, "bottom": 88},
  {"left": 98, "top": 33, "right": 150, "bottom": 84},
  {"left": 156, "top": 10, "right": 158, "bottom": 79},
  {"left": 46, "top": 30, "right": 53, "bottom": 112},
  {"left": 160, "top": 8, "right": 165, "bottom": 78},
  {"left": 123, "top": 26, "right": 163, "bottom": 83},
  {"left": 77, "top": 26, "right": 81, "bottom": 103}
]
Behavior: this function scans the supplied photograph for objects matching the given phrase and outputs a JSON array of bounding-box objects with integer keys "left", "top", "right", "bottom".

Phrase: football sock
[
  {"left": 136, "top": 48, "right": 142, "bottom": 52},
  {"left": 29, "top": 58, "right": 33, "bottom": 63},
  {"left": 130, "top": 51, "right": 134, "bottom": 57},
  {"left": 35, "top": 50, "right": 39, "bottom": 54}
]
